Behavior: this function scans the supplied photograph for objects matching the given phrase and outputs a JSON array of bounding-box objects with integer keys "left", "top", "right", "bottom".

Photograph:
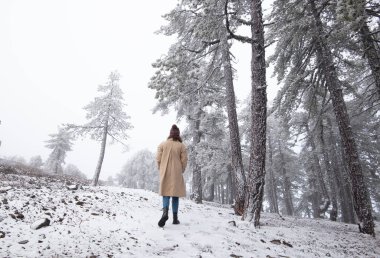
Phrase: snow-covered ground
[{"left": 1, "top": 173, "right": 379, "bottom": 258}]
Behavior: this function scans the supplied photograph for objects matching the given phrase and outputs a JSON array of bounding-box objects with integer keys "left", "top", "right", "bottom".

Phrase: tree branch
[
  {"left": 264, "top": 40, "right": 277, "bottom": 49},
  {"left": 232, "top": 15, "right": 253, "bottom": 26},
  {"left": 181, "top": 39, "right": 221, "bottom": 54},
  {"left": 64, "top": 124, "right": 102, "bottom": 130},
  {"left": 366, "top": 8, "right": 380, "bottom": 18},
  {"left": 107, "top": 132, "right": 128, "bottom": 148},
  {"left": 224, "top": 0, "right": 254, "bottom": 44}
]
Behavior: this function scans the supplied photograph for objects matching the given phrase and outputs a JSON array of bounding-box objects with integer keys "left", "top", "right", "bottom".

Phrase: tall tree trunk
[
  {"left": 221, "top": 184, "right": 225, "bottom": 204},
  {"left": 278, "top": 140, "right": 294, "bottom": 216},
  {"left": 243, "top": 0, "right": 267, "bottom": 227},
  {"left": 93, "top": 124, "right": 108, "bottom": 186},
  {"left": 54, "top": 149, "right": 61, "bottom": 174},
  {"left": 306, "top": 125, "right": 330, "bottom": 207},
  {"left": 306, "top": 124, "right": 330, "bottom": 217},
  {"left": 360, "top": 22, "right": 380, "bottom": 97},
  {"left": 340, "top": 138, "right": 358, "bottom": 223},
  {"left": 327, "top": 119, "right": 356, "bottom": 223},
  {"left": 216, "top": 184, "right": 220, "bottom": 203},
  {"left": 309, "top": 0, "right": 375, "bottom": 236},
  {"left": 191, "top": 110, "right": 203, "bottom": 204},
  {"left": 267, "top": 132, "right": 279, "bottom": 213},
  {"left": 308, "top": 175, "right": 321, "bottom": 219},
  {"left": 210, "top": 180, "right": 215, "bottom": 202},
  {"left": 221, "top": 34, "right": 246, "bottom": 215},
  {"left": 227, "top": 165, "right": 234, "bottom": 204},
  {"left": 203, "top": 176, "right": 215, "bottom": 201},
  {"left": 319, "top": 121, "right": 338, "bottom": 221}
]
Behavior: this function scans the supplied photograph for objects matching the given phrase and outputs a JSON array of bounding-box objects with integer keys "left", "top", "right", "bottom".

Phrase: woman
[{"left": 156, "top": 124, "right": 188, "bottom": 227}]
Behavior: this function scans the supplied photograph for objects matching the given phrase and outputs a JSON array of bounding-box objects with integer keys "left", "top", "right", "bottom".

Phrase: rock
[
  {"left": 31, "top": 218, "right": 50, "bottom": 230},
  {"left": 0, "top": 186, "right": 12, "bottom": 193},
  {"left": 228, "top": 221, "right": 236, "bottom": 227},
  {"left": 270, "top": 239, "right": 293, "bottom": 248},
  {"left": 270, "top": 239, "right": 282, "bottom": 245},
  {"left": 0, "top": 231, "right": 5, "bottom": 238},
  {"left": 2, "top": 198, "right": 8, "bottom": 204},
  {"left": 16, "top": 213, "right": 25, "bottom": 220},
  {"left": 282, "top": 240, "right": 293, "bottom": 248},
  {"left": 76, "top": 201, "right": 85, "bottom": 206},
  {"left": 66, "top": 185, "right": 78, "bottom": 190},
  {"left": 19, "top": 240, "right": 29, "bottom": 244}
]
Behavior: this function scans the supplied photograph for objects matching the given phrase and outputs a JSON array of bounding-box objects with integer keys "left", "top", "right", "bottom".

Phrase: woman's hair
[{"left": 168, "top": 124, "right": 182, "bottom": 142}]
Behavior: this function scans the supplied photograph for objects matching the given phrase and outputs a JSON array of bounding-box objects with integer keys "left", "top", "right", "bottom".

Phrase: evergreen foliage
[
  {"left": 66, "top": 71, "right": 133, "bottom": 186},
  {"left": 44, "top": 128, "right": 73, "bottom": 175}
]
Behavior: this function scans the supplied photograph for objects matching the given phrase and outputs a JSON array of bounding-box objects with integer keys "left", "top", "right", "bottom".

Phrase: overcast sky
[{"left": 0, "top": 0, "right": 275, "bottom": 180}]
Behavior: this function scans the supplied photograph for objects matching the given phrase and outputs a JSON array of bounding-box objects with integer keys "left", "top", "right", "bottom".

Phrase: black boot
[
  {"left": 158, "top": 207, "right": 169, "bottom": 227},
  {"left": 173, "top": 212, "right": 180, "bottom": 224}
]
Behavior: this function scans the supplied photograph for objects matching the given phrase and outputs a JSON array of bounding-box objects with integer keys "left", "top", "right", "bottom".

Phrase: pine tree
[
  {"left": 29, "top": 155, "right": 43, "bottom": 169},
  {"left": 44, "top": 128, "right": 73, "bottom": 174},
  {"left": 151, "top": 0, "right": 247, "bottom": 207},
  {"left": 267, "top": 0, "right": 375, "bottom": 235},
  {"left": 225, "top": 0, "right": 268, "bottom": 226},
  {"left": 64, "top": 164, "right": 87, "bottom": 180},
  {"left": 66, "top": 71, "right": 132, "bottom": 186},
  {"left": 118, "top": 150, "right": 158, "bottom": 191},
  {"left": 337, "top": 0, "right": 380, "bottom": 98},
  {"left": 266, "top": 126, "right": 279, "bottom": 214}
]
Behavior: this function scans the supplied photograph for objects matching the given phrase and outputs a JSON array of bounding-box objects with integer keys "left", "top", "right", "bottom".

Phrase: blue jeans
[{"left": 163, "top": 196, "right": 179, "bottom": 213}]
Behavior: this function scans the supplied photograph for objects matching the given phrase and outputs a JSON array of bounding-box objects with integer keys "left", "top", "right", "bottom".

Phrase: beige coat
[{"left": 156, "top": 139, "right": 188, "bottom": 197}]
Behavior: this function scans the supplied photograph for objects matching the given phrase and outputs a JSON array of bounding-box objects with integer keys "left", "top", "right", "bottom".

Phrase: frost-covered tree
[
  {"left": 225, "top": 0, "right": 268, "bottom": 226},
  {"left": 106, "top": 176, "right": 114, "bottom": 186},
  {"left": 337, "top": 0, "right": 380, "bottom": 98},
  {"left": 266, "top": 125, "right": 279, "bottom": 214},
  {"left": 44, "top": 128, "right": 73, "bottom": 175},
  {"left": 182, "top": 106, "right": 232, "bottom": 203},
  {"left": 29, "top": 155, "right": 43, "bottom": 169},
  {"left": 150, "top": 45, "right": 224, "bottom": 203},
  {"left": 66, "top": 71, "right": 133, "bottom": 186},
  {"left": 151, "top": 0, "right": 247, "bottom": 208},
  {"left": 118, "top": 149, "right": 158, "bottom": 192},
  {"left": 6, "top": 155, "right": 27, "bottom": 165},
  {"left": 348, "top": 94, "right": 380, "bottom": 218},
  {"left": 267, "top": 0, "right": 375, "bottom": 235},
  {"left": 266, "top": 115, "right": 299, "bottom": 216},
  {"left": 64, "top": 164, "right": 87, "bottom": 180}
]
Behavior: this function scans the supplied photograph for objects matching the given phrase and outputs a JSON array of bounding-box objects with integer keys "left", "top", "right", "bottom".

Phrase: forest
[
  {"left": 116, "top": 0, "right": 380, "bottom": 237},
  {"left": 2, "top": 0, "right": 380, "bottom": 257},
  {"left": 1, "top": 0, "right": 378, "bottom": 238}
]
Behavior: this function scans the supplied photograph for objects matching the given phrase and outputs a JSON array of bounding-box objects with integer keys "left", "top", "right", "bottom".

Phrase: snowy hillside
[{"left": 1, "top": 172, "right": 379, "bottom": 258}]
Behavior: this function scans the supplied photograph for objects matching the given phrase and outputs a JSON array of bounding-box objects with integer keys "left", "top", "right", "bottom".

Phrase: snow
[{"left": 1, "top": 174, "right": 379, "bottom": 257}]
